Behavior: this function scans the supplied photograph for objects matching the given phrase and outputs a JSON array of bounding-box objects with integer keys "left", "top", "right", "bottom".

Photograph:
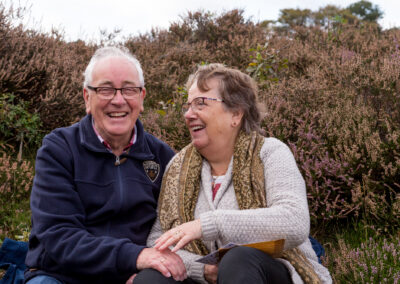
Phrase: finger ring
[{"left": 175, "top": 230, "right": 182, "bottom": 236}]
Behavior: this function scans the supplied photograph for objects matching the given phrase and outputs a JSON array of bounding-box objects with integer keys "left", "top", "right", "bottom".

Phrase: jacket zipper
[{"left": 113, "top": 155, "right": 124, "bottom": 232}]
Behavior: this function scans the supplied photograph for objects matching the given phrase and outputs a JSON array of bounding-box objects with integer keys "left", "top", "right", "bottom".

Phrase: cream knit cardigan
[{"left": 147, "top": 137, "right": 332, "bottom": 284}]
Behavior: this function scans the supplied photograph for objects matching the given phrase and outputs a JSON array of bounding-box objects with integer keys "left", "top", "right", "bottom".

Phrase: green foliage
[
  {"left": 246, "top": 44, "right": 288, "bottom": 88},
  {"left": 347, "top": 0, "right": 383, "bottom": 22},
  {"left": 0, "top": 198, "right": 31, "bottom": 242},
  {"left": 0, "top": 93, "right": 43, "bottom": 157}
]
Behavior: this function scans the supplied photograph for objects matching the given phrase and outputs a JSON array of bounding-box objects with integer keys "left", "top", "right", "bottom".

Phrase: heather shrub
[
  {"left": 324, "top": 234, "right": 400, "bottom": 283},
  {"left": 141, "top": 87, "right": 190, "bottom": 151},
  {"left": 0, "top": 148, "right": 33, "bottom": 240},
  {"left": 0, "top": 2, "right": 399, "bottom": 232},
  {"left": 255, "top": 22, "right": 400, "bottom": 229},
  {"left": 0, "top": 3, "right": 93, "bottom": 133},
  {"left": 126, "top": 9, "right": 267, "bottom": 107}
]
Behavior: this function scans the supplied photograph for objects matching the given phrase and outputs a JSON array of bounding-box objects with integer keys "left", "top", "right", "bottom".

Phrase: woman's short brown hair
[{"left": 186, "top": 63, "right": 263, "bottom": 134}]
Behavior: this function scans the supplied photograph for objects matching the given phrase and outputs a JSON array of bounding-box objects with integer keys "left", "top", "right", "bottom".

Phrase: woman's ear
[{"left": 231, "top": 109, "right": 244, "bottom": 127}]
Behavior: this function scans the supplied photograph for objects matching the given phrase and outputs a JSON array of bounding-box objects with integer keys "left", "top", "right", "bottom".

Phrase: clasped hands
[{"left": 128, "top": 219, "right": 217, "bottom": 284}]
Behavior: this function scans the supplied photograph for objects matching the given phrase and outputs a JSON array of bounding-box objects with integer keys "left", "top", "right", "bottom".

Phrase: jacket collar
[{"left": 79, "top": 115, "right": 155, "bottom": 161}]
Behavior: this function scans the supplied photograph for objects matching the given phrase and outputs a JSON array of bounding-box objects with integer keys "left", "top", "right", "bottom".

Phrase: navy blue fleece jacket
[{"left": 25, "top": 115, "right": 175, "bottom": 284}]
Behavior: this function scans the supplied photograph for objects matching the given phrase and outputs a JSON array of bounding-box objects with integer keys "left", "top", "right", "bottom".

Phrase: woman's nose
[{"left": 184, "top": 105, "right": 197, "bottom": 119}]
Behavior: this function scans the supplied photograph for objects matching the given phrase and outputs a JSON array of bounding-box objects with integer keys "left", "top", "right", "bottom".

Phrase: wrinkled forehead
[
  {"left": 92, "top": 56, "right": 140, "bottom": 84},
  {"left": 189, "top": 76, "right": 223, "bottom": 95},
  {"left": 93, "top": 56, "right": 137, "bottom": 72},
  {"left": 188, "top": 77, "right": 222, "bottom": 101}
]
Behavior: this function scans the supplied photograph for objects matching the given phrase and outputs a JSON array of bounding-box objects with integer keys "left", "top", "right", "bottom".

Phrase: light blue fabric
[{"left": 25, "top": 276, "right": 62, "bottom": 284}]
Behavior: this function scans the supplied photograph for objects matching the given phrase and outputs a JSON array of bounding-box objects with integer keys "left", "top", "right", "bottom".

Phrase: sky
[{"left": 4, "top": 0, "right": 400, "bottom": 43}]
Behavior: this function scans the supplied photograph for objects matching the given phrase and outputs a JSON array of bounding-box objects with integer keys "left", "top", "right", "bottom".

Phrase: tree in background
[
  {"left": 312, "top": 5, "right": 357, "bottom": 27},
  {"left": 277, "top": 0, "right": 383, "bottom": 28},
  {"left": 348, "top": 0, "right": 383, "bottom": 22},
  {"left": 278, "top": 8, "right": 312, "bottom": 27}
]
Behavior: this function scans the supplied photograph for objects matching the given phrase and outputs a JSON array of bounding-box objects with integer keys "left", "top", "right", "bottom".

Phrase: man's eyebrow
[
  {"left": 96, "top": 80, "right": 139, "bottom": 86},
  {"left": 122, "top": 80, "right": 140, "bottom": 86},
  {"left": 96, "top": 80, "right": 113, "bottom": 86}
]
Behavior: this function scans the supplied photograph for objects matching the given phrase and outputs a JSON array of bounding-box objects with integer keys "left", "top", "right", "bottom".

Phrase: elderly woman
[{"left": 133, "top": 64, "right": 332, "bottom": 284}]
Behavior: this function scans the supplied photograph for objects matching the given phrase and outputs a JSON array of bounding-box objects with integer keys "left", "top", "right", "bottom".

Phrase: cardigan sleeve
[{"left": 199, "top": 138, "right": 310, "bottom": 250}]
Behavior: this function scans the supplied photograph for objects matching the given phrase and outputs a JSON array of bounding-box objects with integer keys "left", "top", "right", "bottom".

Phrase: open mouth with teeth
[
  {"left": 191, "top": 125, "right": 205, "bottom": 132},
  {"left": 108, "top": 112, "right": 128, "bottom": 118}
]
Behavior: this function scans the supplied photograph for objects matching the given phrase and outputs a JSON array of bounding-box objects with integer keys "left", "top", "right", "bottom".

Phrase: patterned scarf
[{"left": 158, "top": 131, "right": 321, "bottom": 283}]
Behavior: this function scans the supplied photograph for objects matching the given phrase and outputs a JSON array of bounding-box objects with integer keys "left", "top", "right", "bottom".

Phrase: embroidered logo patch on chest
[{"left": 143, "top": 160, "right": 160, "bottom": 182}]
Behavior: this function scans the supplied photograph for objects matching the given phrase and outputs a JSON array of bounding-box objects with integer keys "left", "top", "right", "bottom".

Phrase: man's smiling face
[{"left": 83, "top": 56, "right": 145, "bottom": 145}]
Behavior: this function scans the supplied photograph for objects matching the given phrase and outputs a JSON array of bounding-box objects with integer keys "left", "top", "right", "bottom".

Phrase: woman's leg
[
  {"left": 133, "top": 269, "right": 198, "bottom": 284},
  {"left": 218, "top": 246, "right": 292, "bottom": 284}
]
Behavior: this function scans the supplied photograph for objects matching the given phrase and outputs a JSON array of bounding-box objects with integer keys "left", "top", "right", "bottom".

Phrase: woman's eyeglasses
[{"left": 181, "top": 97, "right": 224, "bottom": 114}]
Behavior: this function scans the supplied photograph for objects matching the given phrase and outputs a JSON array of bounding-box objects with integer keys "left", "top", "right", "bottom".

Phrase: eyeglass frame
[
  {"left": 87, "top": 85, "right": 143, "bottom": 100},
  {"left": 181, "top": 97, "right": 224, "bottom": 114}
]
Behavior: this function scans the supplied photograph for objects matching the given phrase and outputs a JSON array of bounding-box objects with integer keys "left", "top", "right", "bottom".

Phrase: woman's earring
[{"left": 232, "top": 122, "right": 237, "bottom": 127}]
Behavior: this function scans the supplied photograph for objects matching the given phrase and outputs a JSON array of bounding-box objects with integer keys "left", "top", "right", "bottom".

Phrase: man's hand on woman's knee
[{"left": 136, "top": 247, "right": 187, "bottom": 281}]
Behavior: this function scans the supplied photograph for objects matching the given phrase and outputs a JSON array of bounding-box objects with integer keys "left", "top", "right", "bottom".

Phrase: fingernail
[{"left": 167, "top": 272, "right": 171, "bottom": 277}]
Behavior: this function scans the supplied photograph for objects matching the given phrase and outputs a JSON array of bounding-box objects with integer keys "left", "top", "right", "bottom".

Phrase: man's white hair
[{"left": 83, "top": 46, "right": 144, "bottom": 88}]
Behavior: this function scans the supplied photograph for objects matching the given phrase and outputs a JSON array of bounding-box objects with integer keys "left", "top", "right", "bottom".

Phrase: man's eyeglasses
[
  {"left": 87, "top": 86, "right": 142, "bottom": 100},
  {"left": 181, "top": 97, "right": 224, "bottom": 114}
]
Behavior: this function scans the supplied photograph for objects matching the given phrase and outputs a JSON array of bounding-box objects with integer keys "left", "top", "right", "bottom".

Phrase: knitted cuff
[
  {"left": 188, "top": 260, "right": 207, "bottom": 283},
  {"left": 199, "top": 211, "right": 218, "bottom": 241}
]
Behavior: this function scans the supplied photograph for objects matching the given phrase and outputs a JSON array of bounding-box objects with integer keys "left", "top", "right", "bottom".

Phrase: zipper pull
[
  {"left": 115, "top": 156, "right": 127, "bottom": 166},
  {"left": 115, "top": 156, "right": 120, "bottom": 166}
]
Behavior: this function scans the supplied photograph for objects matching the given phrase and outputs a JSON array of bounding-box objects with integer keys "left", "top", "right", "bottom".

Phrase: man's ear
[
  {"left": 139, "top": 88, "right": 146, "bottom": 113},
  {"left": 83, "top": 88, "right": 91, "bottom": 114}
]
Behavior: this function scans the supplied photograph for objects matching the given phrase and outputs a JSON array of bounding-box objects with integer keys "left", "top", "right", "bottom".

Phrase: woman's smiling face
[{"left": 184, "top": 78, "right": 241, "bottom": 156}]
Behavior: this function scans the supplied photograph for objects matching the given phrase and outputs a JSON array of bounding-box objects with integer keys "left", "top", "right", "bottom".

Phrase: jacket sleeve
[
  {"left": 29, "top": 133, "right": 144, "bottom": 277},
  {"left": 199, "top": 138, "right": 310, "bottom": 250}
]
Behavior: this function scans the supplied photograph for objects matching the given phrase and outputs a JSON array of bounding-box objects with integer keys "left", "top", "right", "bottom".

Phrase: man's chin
[{"left": 103, "top": 126, "right": 133, "bottom": 138}]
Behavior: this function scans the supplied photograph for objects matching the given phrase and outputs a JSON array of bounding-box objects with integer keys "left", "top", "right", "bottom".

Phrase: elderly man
[{"left": 24, "top": 46, "right": 186, "bottom": 284}]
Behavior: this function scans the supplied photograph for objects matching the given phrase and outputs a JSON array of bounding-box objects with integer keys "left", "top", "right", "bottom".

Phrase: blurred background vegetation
[{"left": 0, "top": 1, "right": 399, "bottom": 282}]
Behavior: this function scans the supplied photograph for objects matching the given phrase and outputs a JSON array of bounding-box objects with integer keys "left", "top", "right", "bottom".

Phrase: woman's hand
[
  {"left": 154, "top": 220, "right": 202, "bottom": 252},
  {"left": 204, "top": 264, "right": 218, "bottom": 284}
]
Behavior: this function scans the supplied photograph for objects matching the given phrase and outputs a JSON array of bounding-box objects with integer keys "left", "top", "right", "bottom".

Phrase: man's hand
[
  {"left": 204, "top": 264, "right": 218, "bottom": 284},
  {"left": 154, "top": 220, "right": 202, "bottom": 252},
  {"left": 136, "top": 247, "right": 187, "bottom": 281},
  {"left": 125, "top": 273, "right": 136, "bottom": 284}
]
